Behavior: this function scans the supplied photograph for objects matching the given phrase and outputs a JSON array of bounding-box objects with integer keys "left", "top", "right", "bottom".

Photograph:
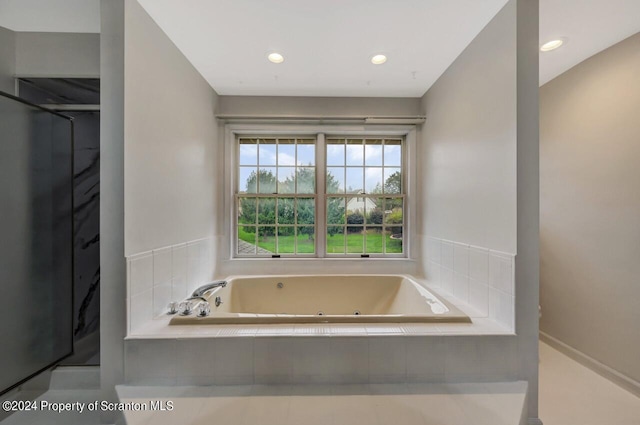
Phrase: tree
[
  {"left": 243, "top": 169, "right": 277, "bottom": 194},
  {"left": 368, "top": 208, "right": 384, "bottom": 225},
  {"left": 327, "top": 197, "right": 345, "bottom": 237},
  {"left": 346, "top": 211, "right": 364, "bottom": 233},
  {"left": 384, "top": 171, "right": 402, "bottom": 194},
  {"left": 386, "top": 209, "right": 403, "bottom": 236},
  {"left": 239, "top": 170, "right": 277, "bottom": 236}
]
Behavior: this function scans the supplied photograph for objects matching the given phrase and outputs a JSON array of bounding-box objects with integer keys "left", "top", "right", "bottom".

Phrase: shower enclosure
[{"left": 0, "top": 91, "right": 74, "bottom": 394}]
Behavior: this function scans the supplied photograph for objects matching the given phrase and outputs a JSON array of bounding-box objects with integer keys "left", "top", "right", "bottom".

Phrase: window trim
[{"left": 224, "top": 124, "right": 417, "bottom": 261}]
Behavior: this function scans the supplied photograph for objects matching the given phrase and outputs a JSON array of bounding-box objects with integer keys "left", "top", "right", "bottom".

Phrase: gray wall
[
  {"left": 420, "top": 0, "right": 540, "bottom": 419},
  {"left": 100, "top": 0, "right": 125, "bottom": 419},
  {"left": 101, "top": 0, "right": 220, "bottom": 412},
  {"left": 15, "top": 32, "right": 100, "bottom": 78},
  {"left": 419, "top": 2, "right": 517, "bottom": 253},
  {"left": 540, "top": 32, "right": 640, "bottom": 388},
  {"left": 219, "top": 96, "right": 421, "bottom": 117},
  {"left": 124, "top": 0, "right": 219, "bottom": 256},
  {"left": 0, "top": 26, "right": 16, "bottom": 94}
]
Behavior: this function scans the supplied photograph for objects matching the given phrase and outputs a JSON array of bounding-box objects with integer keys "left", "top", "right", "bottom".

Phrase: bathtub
[{"left": 169, "top": 275, "right": 470, "bottom": 324}]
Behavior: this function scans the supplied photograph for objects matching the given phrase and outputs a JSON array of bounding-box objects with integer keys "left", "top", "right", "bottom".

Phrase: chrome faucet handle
[
  {"left": 197, "top": 302, "right": 211, "bottom": 317},
  {"left": 179, "top": 300, "right": 194, "bottom": 316},
  {"left": 167, "top": 301, "right": 179, "bottom": 315}
]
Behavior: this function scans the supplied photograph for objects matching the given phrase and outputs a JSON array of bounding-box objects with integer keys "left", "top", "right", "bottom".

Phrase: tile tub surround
[
  {"left": 425, "top": 237, "right": 515, "bottom": 331},
  {"left": 127, "top": 238, "right": 214, "bottom": 334},
  {"left": 124, "top": 335, "right": 520, "bottom": 386}
]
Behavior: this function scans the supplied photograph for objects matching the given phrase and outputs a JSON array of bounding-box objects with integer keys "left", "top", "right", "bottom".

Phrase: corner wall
[
  {"left": 124, "top": 0, "right": 219, "bottom": 256},
  {"left": 100, "top": 0, "right": 220, "bottom": 412},
  {"left": 0, "top": 26, "right": 16, "bottom": 94},
  {"left": 420, "top": 0, "right": 539, "bottom": 420},
  {"left": 15, "top": 32, "right": 100, "bottom": 78},
  {"left": 540, "top": 32, "right": 640, "bottom": 391}
]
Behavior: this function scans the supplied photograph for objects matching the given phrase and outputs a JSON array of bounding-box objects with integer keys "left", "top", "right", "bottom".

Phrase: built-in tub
[{"left": 169, "top": 275, "right": 470, "bottom": 324}]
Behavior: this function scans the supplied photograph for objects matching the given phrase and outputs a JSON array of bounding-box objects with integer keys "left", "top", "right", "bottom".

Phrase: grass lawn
[{"left": 238, "top": 227, "right": 402, "bottom": 254}]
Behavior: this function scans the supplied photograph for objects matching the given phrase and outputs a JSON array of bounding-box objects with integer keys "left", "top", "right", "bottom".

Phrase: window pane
[
  {"left": 257, "top": 198, "right": 276, "bottom": 224},
  {"left": 297, "top": 140, "right": 315, "bottom": 166},
  {"left": 384, "top": 168, "right": 402, "bottom": 194},
  {"left": 346, "top": 168, "right": 363, "bottom": 193},
  {"left": 296, "top": 227, "right": 315, "bottom": 254},
  {"left": 277, "top": 227, "right": 295, "bottom": 254},
  {"left": 326, "top": 167, "right": 345, "bottom": 193},
  {"left": 365, "top": 227, "right": 384, "bottom": 253},
  {"left": 346, "top": 201, "right": 364, "bottom": 233},
  {"left": 365, "top": 167, "right": 383, "bottom": 194},
  {"left": 365, "top": 140, "right": 383, "bottom": 166},
  {"left": 326, "top": 139, "right": 344, "bottom": 166},
  {"left": 277, "top": 198, "right": 295, "bottom": 225},
  {"left": 257, "top": 227, "right": 276, "bottom": 253},
  {"left": 278, "top": 141, "right": 296, "bottom": 166},
  {"left": 258, "top": 167, "right": 277, "bottom": 193},
  {"left": 237, "top": 226, "right": 256, "bottom": 255},
  {"left": 278, "top": 167, "right": 295, "bottom": 194},
  {"left": 327, "top": 197, "right": 346, "bottom": 224},
  {"left": 366, "top": 205, "right": 384, "bottom": 225},
  {"left": 239, "top": 140, "right": 258, "bottom": 165},
  {"left": 386, "top": 228, "right": 403, "bottom": 253},
  {"left": 297, "top": 167, "right": 315, "bottom": 194},
  {"left": 384, "top": 140, "right": 402, "bottom": 166},
  {"left": 384, "top": 197, "right": 404, "bottom": 215},
  {"left": 238, "top": 198, "right": 256, "bottom": 224},
  {"left": 346, "top": 140, "right": 363, "bottom": 166},
  {"left": 239, "top": 167, "right": 257, "bottom": 193},
  {"left": 346, "top": 231, "right": 364, "bottom": 253},
  {"left": 384, "top": 200, "right": 403, "bottom": 251},
  {"left": 326, "top": 228, "right": 345, "bottom": 253},
  {"left": 296, "top": 198, "right": 315, "bottom": 225},
  {"left": 236, "top": 135, "right": 403, "bottom": 258},
  {"left": 258, "top": 139, "right": 277, "bottom": 165}
]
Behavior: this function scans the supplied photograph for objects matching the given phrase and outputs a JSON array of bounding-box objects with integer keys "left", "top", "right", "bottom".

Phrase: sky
[{"left": 238, "top": 140, "right": 401, "bottom": 194}]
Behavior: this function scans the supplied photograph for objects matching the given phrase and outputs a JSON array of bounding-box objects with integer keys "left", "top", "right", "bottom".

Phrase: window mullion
[{"left": 316, "top": 133, "right": 326, "bottom": 258}]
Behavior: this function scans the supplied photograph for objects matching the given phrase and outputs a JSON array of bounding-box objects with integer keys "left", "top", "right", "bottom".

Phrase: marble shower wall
[{"left": 71, "top": 111, "right": 100, "bottom": 342}]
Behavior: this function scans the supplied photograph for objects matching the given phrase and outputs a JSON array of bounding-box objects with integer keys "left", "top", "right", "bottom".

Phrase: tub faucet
[{"left": 191, "top": 280, "right": 227, "bottom": 298}]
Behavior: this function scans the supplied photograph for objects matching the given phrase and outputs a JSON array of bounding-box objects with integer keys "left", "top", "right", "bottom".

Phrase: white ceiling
[
  {"left": 1, "top": 0, "right": 639, "bottom": 93},
  {"left": 539, "top": 0, "right": 640, "bottom": 86},
  {"left": 136, "top": 0, "right": 509, "bottom": 97}
]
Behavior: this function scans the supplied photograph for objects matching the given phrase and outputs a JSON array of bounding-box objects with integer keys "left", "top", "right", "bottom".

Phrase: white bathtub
[{"left": 169, "top": 275, "right": 470, "bottom": 324}]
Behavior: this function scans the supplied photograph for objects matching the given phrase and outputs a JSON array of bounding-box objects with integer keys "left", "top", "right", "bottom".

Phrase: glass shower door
[{"left": 0, "top": 91, "right": 74, "bottom": 394}]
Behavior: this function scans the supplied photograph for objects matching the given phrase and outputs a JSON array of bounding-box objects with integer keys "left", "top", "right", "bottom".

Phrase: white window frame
[{"left": 223, "top": 123, "right": 417, "bottom": 260}]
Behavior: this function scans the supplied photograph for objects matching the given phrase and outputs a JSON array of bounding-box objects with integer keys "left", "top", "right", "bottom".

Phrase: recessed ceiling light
[
  {"left": 268, "top": 53, "right": 284, "bottom": 63},
  {"left": 371, "top": 54, "right": 387, "bottom": 65},
  {"left": 540, "top": 39, "right": 564, "bottom": 52}
]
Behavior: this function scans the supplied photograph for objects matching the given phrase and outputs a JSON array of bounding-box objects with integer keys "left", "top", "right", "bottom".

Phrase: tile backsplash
[
  {"left": 127, "top": 238, "right": 213, "bottom": 334},
  {"left": 425, "top": 237, "right": 515, "bottom": 331}
]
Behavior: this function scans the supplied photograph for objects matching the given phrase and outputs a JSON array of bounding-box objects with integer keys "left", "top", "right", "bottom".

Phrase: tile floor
[
  {"left": 539, "top": 341, "right": 640, "bottom": 425},
  {"left": 116, "top": 381, "right": 528, "bottom": 425},
  {"left": 2, "top": 341, "right": 639, "bottom": 424}
]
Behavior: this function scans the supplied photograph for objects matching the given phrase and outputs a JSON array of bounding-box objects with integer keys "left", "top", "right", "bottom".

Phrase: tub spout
[{"left": 191, "top": 280, "right": 227, "bottom": 298}]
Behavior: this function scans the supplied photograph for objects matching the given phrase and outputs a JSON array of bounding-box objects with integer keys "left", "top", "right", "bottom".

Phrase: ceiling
[
  {"left": 136, "top": 0, "right": 509, "bottom": 97},
  {"left": 539, "top": 0, "right": 640, "bottom": 85},
  {"left": 1, "top": 0, "right": 639, "bottom": 93}
]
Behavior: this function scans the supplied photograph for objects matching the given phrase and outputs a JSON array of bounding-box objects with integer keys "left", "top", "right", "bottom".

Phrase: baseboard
[{"left": 540, "top": 331, "right": 640, "bottom": 398}]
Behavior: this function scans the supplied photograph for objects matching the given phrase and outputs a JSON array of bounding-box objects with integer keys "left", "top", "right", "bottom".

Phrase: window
[
  {"left": 235, "top": 135, "right": 404, "bottom": 257},
  {"left": 325, "top": 138, "right": 404, "bottom": 256}
]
